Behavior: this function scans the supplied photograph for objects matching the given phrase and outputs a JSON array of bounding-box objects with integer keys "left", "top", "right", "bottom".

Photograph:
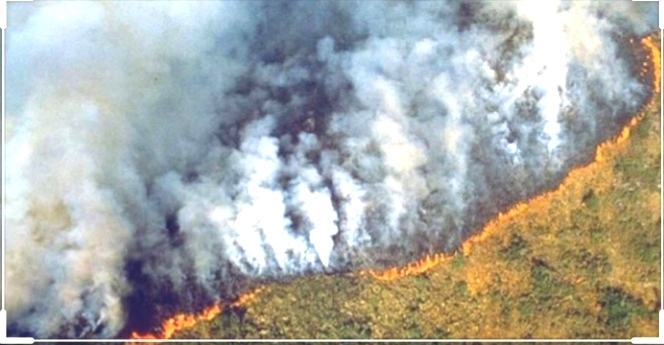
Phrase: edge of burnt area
[{"left": 117, "top": 31, "right": 659, "bottom": 340}]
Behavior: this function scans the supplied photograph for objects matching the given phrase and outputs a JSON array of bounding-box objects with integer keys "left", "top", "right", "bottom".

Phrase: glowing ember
[{"left": 641, "top": 35, "right": 661, "bottom": 93}]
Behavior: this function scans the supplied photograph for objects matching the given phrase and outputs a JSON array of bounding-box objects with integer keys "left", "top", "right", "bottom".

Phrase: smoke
[{"left": 4, "top": 0, "right": 657, "bottom": 338}]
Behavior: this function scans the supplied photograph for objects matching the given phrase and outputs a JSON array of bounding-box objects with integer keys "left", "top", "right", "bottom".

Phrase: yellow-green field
[
  {"left": 161, "top": 88, "right": 661, "bottom": 340},
  {"left": 137, "top": 33, "right": 662, "bottom": 341}
]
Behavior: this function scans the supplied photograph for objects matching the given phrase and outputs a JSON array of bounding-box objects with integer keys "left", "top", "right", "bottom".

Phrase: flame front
[
  {"left": 365, "top": 32, "right": 661, "bottom": 282},
  {"left": 128, "top": 286, "right": 264, "bottom": 340},
  {"left": 125, "top": 32, "right": 660, "bottom": 340},
  {"left": 641, "top": 35, "right": 661, "bottom": 94}
]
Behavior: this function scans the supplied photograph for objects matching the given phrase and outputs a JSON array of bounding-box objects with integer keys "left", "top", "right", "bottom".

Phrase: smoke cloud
[{"left": 4, "top": 0, "right": 657, "bottom": 338}]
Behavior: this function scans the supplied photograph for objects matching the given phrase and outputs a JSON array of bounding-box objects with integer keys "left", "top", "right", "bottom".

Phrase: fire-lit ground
[
  {"left": 128, "top": 33, "right": 661, "bottom": 341},
  {"left": 128, "top": 286, "right": 264, "bottom": 339}
]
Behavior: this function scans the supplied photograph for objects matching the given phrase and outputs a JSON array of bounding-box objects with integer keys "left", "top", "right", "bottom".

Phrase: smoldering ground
[{"left": 4, "top": 0, "right": 658, "bottom": 338}]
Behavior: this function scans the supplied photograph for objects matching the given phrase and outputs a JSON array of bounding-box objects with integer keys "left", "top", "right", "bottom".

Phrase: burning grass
[{"left": 126, "top": 33, "right": 661, "bottom": 341}]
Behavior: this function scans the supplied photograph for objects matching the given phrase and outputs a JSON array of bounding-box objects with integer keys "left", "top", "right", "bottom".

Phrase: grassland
[
  {"left": 124, "top": 33, "right": 664, "bottom": 341},
  {"left": 162, "top": 88, "right": 661, "bottom": 340}
]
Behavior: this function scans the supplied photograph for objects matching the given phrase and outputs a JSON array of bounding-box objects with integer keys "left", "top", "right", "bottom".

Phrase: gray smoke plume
[{"left": 4, "top": 0, "right": 657, "bottom": 338}]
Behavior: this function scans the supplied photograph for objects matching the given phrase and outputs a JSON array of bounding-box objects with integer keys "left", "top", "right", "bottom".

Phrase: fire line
[
  {"left": 127, "top": 286, "right": 264, "bottom": 340},
  {"left": 366, "top": 32, "right": 661, "bottom": 282},
  {"left": 366, "top": 32, "right": 660, "bottom": 281},
  {"left": 126, "top": 32, "right": 660, "bottom": 341}
]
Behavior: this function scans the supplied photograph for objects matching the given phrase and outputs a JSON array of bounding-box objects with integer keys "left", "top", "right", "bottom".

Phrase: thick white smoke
[{"left": 4, "top": 0, "right": 657, "bottom": 338}]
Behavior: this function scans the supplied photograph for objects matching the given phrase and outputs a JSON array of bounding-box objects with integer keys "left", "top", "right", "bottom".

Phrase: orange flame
[
  {"left": 365, "top": 32, "right": 661, "bottom": 282},
  {"left": 125, "top": 32, "right": 661, "bottom": 339},
  {"left": 641, "top": 34, "right": 661, "bottom": 93},
  {"left": 128, "top": 286, "right": 264, "bottom": 340},
  {"left": 362, "top": 252, "right": 454, "bottom": 281}
]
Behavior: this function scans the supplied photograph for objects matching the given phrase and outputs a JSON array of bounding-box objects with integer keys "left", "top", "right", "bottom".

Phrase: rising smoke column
[{"left": 4, "top": 0, "right": 657, "bottom": 338}]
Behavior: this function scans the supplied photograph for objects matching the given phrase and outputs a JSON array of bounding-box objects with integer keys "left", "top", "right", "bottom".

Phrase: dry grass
[
  {"left": 154, "top": 34, "right": 663, "bottom": 342},
  {"left": 164, "top": 91, "right": 661, "bottom": 341}
]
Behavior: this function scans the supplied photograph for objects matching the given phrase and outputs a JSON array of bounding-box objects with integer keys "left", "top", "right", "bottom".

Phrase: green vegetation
[
  {"left": 168, "top": 97, "right": 660, "bottom": 339},
  {"left": 599, "top": 287, "right": 649, "bottom": 330}
]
